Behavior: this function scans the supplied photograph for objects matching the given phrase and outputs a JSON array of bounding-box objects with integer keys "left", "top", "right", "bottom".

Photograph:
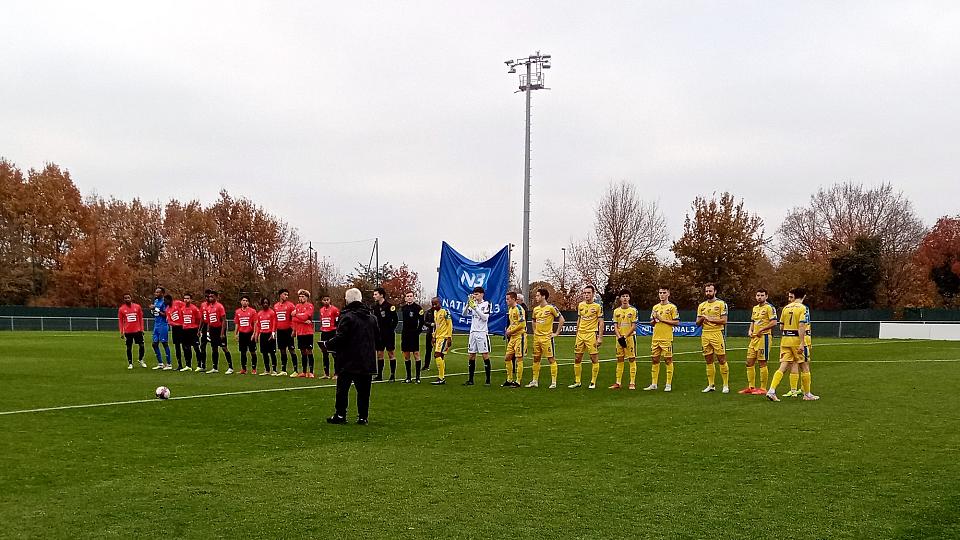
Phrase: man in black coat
[{"left": 322, "top": 288, "right": 378, "bottom": 425}]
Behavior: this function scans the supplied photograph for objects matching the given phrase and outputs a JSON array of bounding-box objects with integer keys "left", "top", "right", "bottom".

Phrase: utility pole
[{"left": 505, "top": 51, "right": 551, "bottom": 303}]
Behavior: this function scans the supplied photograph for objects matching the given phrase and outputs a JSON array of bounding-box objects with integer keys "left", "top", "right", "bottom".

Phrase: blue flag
[{"left": 436, "top": 242, "right": 510, "bottom": 335}]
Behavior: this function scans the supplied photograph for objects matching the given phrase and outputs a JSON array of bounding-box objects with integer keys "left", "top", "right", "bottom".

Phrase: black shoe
[
  {"left": 512, "top": 381, "right": 522, "bottom": 388},
  {"left": 388, "top": 377, "right": 396, "bottom": 382},
  {"left": 374, "top": 375, "right": 383, "bottom": 381},
  {"left": 485, "top": 380, "right": 491, "bottom": 386},
  {"left": 501, "top": 381, "right": 513, "bottom": 387},
  {"left": 326, "top": 415, "right": 347, "bottom": 425},
  {"left": 463, "top": 380, "right": 474, "bottom": 386},
  {"left": 356, "top": 418, "right": 368, "bottom": 425},
  {"left": 431, "top": 379, "right": 445, "bottom": 385},
  {"left": 401, "top": 378, "right": 411, "bottom": 384}
]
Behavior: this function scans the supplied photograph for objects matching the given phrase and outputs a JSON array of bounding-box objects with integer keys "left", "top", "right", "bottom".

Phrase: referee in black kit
[
  {"left": 372, "top": 287, "right": 398, "bottom": 381},
  {"left": 400, "top": 291, "right": 425, "bottom": 383}
]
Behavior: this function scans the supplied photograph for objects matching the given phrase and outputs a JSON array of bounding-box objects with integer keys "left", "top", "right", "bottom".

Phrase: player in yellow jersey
[
  {"left": 781, "top": 292, "right": 818, "bottom": 399},
  {"left": 740, "top": 288, "right": 778, "bottom": 395},
  {"left": 501, "top": 291, "right": 527, "bottom": 388},
  {"left": 766, "top": 288, "right": 818, "bottom": 401},
  {"left": 696, "top": 283, "right": 730, "bottom": 393},
  {"left": 430, "top": 297, "right": 452, "bottom": 385},
  {"left": 527, "top": 288, "right": 564, "bottom": 389},
  {"left": 646, "top": 286, "right": 679, "bottom": 392},
  {"left": 570, "top": 285, "right": 603, "bottom": 389},
  {"left": 610, "top": 290, "right": 638, "bottom": 390}
]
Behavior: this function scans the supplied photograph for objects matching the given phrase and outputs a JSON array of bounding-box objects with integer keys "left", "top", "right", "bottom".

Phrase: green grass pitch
[{"left": 2, "top": 332, "right": 959, "bottom": 539}]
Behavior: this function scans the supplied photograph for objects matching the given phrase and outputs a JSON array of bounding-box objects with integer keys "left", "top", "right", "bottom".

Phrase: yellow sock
[
  {"left": 770, "top": 370, "right": 783, "bottom": 391},
  {"left": 591, "top": 362, "right": 600, "bottom": 384},
  {"left": 615, "top": 361, "right": 624, "bottom": 384},
  {"left": 629, "top": 361, "right": 637, "bottom": 385},
  {"left": 437, "top": 357, "right": 445, "bottom": 380},
  {"left": 574, "top": 363, "right": 582, "bottom": 384},
  {"left": 505, "top": 360, "right": 513, "bottom": 382},
  {"left": 532, "top": 361, "right": 541, "bottom": 382},
  {"left": 516, "top": 359, "right": 523, "bottom": 385},
  {"left": 746, "top": 364, "right": 756, "bottom": 388},
  {"left": 666, "top": 362, "right": 674, "bottom": 385},
  {"left": 801, "top": 371, "right": 811, "bottom": 394},
  {"left": 651, "top": 363, "right": 660, "bottom": 386},
  {"left": 760, "top": 365, "right": 769, "bottom": 389},
  {"left": 719, "top": 363, "right": 730, "bottom": 386},
  {"left": 789, "top": 373, "right": 799, "bottom": 391},
  {"left": 706, "top": 363, "right": 716, "bottom": 386},
  {"left": 550, "top": 362, "right": 558, "bottom": 383}
]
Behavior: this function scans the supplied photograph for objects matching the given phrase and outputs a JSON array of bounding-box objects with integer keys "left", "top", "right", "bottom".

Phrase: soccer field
[{"left": 2, "top": 333, "right": 959, "bottom": 539}]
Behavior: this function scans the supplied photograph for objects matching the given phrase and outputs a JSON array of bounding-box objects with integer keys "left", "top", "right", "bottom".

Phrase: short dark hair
[
  {"left": 658, "top": 286, "right": 670, "bottom": 292},
  {"left": 506, "top": 291, "right": 518, "bottom": 300},
  {"left": 618, "top": 289, "right": 631, "bottom": 297},
  {"left": 791, "top": 287, "right": 807, "bottom": 299},
  {"left": 205, "top": 288, "right": 213, "bottom": 295},
  {"left": 278, "top": 288, "right": 289, "bottom": 295},
  {"left": 261, "top": 297, "right": 270, "bottom": 305},
  {"left": 163, "top": 294, "right": 173, "bottom": 306},
  {"left": 374, "top": 287, "right": 386, "bottom": 296},
  {"left": 704, "top": 282, "right": 716, "bottom": 290},
  {"left": 208, "top": 290, "right": 218, "bottom": 297},
  {"left": 756, "top": 288, "right": 768, "bottom": 294},
  {"left": 322, "top": 295, "right": 330, "bottom": 300},
  {"left": 473, "top": 286, "right": 485, "bottom": 294},
  {"left": 584, "top": 284, "right": 595, "bottom": 293},
  {"left": 240, "top": 295, "right": 250, "bottom": 301},
  {"left": 537, "top": 287, "right": 549, "bottom": 299},
  {"left": 156, "top": 286, "right": 166, "bottom": 293},
  {"left": 184, "top": 292, "right": 193, "bottom": 298}
]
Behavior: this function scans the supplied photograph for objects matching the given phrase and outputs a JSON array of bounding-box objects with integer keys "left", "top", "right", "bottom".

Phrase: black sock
[
  {"left": 389, "top": 359, "right": 396, "bottom": 378},
  {"left": 291, "top": 352, "right": 299, "bottom": 372},
  {"left": 323, "top": 354, "right": 330, "bottom": 376},
  {"left": 280, "top": 349, "right": 288, "bottom": 371},
  {"left": 225, "top": 350, "right": 233, "bottom": 369},
  {"left": 468, "top": 360, "right": 476, "bottom": 382},
  {"left": 423, "top": 355, "right": 431, "bottom": 370},
  {"left": 309, "top": 353, "right": 315, "bottom": 374},
  {"left": 377, "top": 359, "right": 384, "bottom": 378},
  {"left": 415, "top": 360, "right": 422, "bottom": 380},
  {"left": 484, "top": 359, "right": 491, "bottom": 384},
  {"left": 126, "top": 344, "right": 133, "bottom": 363},
  {"left": 240, "top": 351, "right": 247, "bottom": 370},
  {"left": 404, "top": 360, "right": 411, "bottom": 379},
  {"left": 138, "top": 344, "right": 145, "bottom": 361},
  {"left": 251, "top": 353, "right": 258, "bottom": 370}
]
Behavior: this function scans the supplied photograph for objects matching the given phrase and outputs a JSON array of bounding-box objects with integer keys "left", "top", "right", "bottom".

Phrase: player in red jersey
[
  {"left": 166, "top": 294, "right": 187, "bottom": 370},
  {"left": 318, "top": 294, "right": 340, "bottom": 379},
  {"left": 293, "top": 289, "right": 316, "bottom": 378},
  {"left": 255, "top": 297, "right": 278, "bottom": 375},
  {"left": 204, "top": 290, "right": 234, "bottom": 374},
  {"left": 180, "top": 292, "right": 203, "bottom": 371},
  {"left": 118, "top": 293, "right": 146, "bottom": 369},
  {"left": 235, "top": 295, "right": 259, "bottom": 374},
  {"left": 273, "top": 288, "right": 299, "bottom": 376}
]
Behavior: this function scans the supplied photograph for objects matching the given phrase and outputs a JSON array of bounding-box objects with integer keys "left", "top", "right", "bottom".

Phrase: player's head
[
  {"left": 404, "top": 291, "right": 415, "bottom": 304},
  {"left": 506, "top": 291, "right": 518, "bottom": 307},
  {"left": 183, "top": 292, "right": 193, "bottom": 305},
  {"left": 297, "top": 289, "right": 310, "bottom": 302},
  {"left": 207, "top": 290, "right": 217, "bottom": 303},
  {"left": 581, "top": 285, "right": 595, "bottom": 302},
  {"left": 755, "top": 288, "right": 768, "bottom": 303},
  {"left": 345, "top": 288, "right": 363, "bottom": 303},
  {"left": 240, "top": 295, "right": 250, "bottom": 308},
  {"left": 373, "top": 287, "right": 386, "bottom": 303},
  {"left": 260, "top": 297, "right": 270, "bottom": 309},
  {"left": 790, "top": 287, "right": 807, "bottom": 302},
  {"left": 431, "top": 296, "right": 441, "bottom": 310},
  {"left": 163, "top": 294, "right": 173, "bottom": 307},
  {"left": 618, "top": 289, "right": 631, "bottom": 306},
  {"left": 517, "top": 293, "right": 524, "bottom": 305},
  {"left": 122, "top": 293, "right": 132, "bottom": 305},
  {"left": 658, "top": 286, "right": 670, "bottom": 302},
  {"left": 322, "top": 295, "right": 331, "bottom": 306},
  {"left": 535, "top": 288, "right": 549, "bottom": 305},
  {"left": 472, "top": 286, "right": 485, "bottom": 300},
  {"left": 155, "top": 287, "right": 165, "bottom": 298},
  {"left": 278, "top": 288, "right": 289, "bottom": 301},
  {"left": 704, "top": 283, "right": 716, "bottom": 299}
]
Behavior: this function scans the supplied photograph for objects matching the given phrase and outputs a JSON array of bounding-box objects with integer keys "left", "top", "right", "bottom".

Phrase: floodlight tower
[{"left": 504, "top": 51, "right": 551, "bottom": 303}]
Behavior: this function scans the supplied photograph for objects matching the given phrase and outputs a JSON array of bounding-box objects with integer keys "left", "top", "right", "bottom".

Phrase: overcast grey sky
[{"left": 3, "top": 1, "right": 959, "bottom": 294}]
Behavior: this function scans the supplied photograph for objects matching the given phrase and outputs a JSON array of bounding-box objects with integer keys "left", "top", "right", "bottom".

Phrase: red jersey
[
  {"left": 181, "top": 304, "right": 202, "bottom": 329},
  {"left": 118, "top": 303, "right": 144, "bottom": 334},
  {"left": 273, "top": 300, "right": 296, "bottom": 330},
  {"left": 168, "top": 299, "right": 185, "bottom": 327},
  {"left": 256, "top": 308, "right": 277, "bottom": 334},
  {"left": 292, "top": 302, "right": 315, "bottom": 336},
  {"left": 319, "top": 305, "right": 340, "bottom": 332},
  {"left": 235, "top": 307, "right": 257, "bottom": 333},
  {"left": 205, "top": 302, "right": 227, "bottom": 328}
]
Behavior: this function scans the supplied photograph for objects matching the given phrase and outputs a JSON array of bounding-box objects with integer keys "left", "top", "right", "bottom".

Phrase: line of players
[{"left": 118, "top": 281, "right": 817, "bottom": 401}]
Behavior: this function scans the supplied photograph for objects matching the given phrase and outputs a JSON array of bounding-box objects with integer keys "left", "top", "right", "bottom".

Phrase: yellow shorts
[
  {"left": 532, "top": 336, "right": 555, "bottom": 359},
  {"left": 746, "top": 335, "right": 771, "bottom": 361},
  {"left": 651, "top": 339, "right": 673, "bottom": 358},
  {"left": 779, "top": 345, "right": 807, "bottom": 363},
  {"left": 615, "top": 335, "right": 637, "bottom": 359},
  {"left": 701, "top": 332, "right": 726, "bottom": 356},
  {"left": 574, "top": 335, "right": 598, "bottom": 355},
  {"left": 434, "top": 337, "right": 451, "bottom": 355},
  {"left": 506, "top": 334, "right": 527, "bottom": 357}
]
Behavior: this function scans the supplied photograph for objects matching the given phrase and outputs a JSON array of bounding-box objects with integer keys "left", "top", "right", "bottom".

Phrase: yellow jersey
[
  {"left": 532, "top": 304, "right": 561, "bottom": 337},
  {"left": 507, "top": 304, "right": 527, "bottom": 338},
  {"left": 651, "top": 302, "right": 679, "bottom": 341},
  {"left": 697, "top": 299, "right": 727, "bottom": 333},
  {"left": 577, "top": 302, "right": 603, "bottom": 337},
  {"left": 433, "top": 308, "right": 452, "bottom": 340},
  {"left": 780, "top": 301, "right": 807, "bottom": 346},
  {"left": 750, "top": 302, "right": 778, "bottom": 336},
  {"left": 613, "top": 306, "right": 638, "bottom": 337}
]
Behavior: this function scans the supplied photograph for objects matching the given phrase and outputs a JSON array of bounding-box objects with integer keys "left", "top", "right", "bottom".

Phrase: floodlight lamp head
[{"left": 505, "top": 60, "right": 513, "bottom": 66}]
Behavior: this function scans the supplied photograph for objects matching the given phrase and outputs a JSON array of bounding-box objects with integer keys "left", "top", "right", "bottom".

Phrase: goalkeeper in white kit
[{"left": 462, "top": 286, "right": 492, "bottom": 385}]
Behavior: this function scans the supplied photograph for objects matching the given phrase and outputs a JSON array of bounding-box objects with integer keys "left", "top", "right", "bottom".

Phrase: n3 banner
[{"left": 436, "top": 242, "right": 510, "bottom": 335}]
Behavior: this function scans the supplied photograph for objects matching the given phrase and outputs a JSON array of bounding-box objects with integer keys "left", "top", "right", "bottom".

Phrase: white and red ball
[{"left": 155, "top": 386, "right": 171, "bottom": 400}]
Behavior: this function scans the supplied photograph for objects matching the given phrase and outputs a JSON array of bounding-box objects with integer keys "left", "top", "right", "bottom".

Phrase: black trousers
[{"left": 335, "top": 372, "right": 372, "bottom": 420}]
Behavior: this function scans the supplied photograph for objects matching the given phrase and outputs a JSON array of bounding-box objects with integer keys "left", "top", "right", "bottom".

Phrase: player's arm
[
  {"left": 596, "top": 308, "right": 604, "bottom": 344},
  {"left": 552, "top": 311, "right": 565, "bottom": 338},
  {"left": 625, "top": 311, "right": 638, "bottom": 337},
  {"left": 118, "top": 309, "right": 124, "bottom": 337},
  {"left": 234, "top": 312, "right": 240, "bottom": 338},
  {"left": 695, "top": 308, "right": 705, "bottom": 326},
  {"left": 475, "top": 303, "right": 489, "bottom": 322}
]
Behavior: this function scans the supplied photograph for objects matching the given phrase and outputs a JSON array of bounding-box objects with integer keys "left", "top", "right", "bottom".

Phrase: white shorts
[{"left": 468, "top": 332, "right": 490, "bottom": 354}]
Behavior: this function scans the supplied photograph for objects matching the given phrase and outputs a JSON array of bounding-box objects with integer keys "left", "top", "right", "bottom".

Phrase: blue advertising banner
[
  {"left": 636, "top": 322, "right": 703, "bottom": 337},
  {"left": 436, "top": 242, "right": 510, "bottom": 335}
]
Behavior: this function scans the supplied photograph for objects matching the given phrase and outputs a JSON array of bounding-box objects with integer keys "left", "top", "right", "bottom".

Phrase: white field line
[{"left": 0, "top": 339, "right": 954, "bottom": 416}]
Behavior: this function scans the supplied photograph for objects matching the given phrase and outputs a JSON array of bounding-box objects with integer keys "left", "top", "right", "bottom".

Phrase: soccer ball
[{"left": 155, "top": 386, "right": 171, "bottom": 400}]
